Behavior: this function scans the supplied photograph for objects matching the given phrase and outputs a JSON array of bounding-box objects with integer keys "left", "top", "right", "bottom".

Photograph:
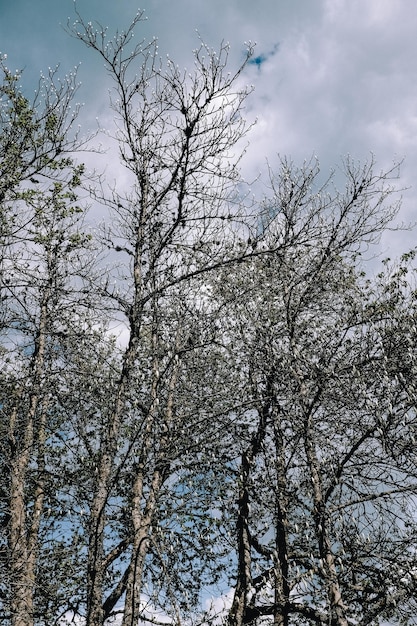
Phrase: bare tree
[
  {"left": 66, "top": 11, "right": 281, "bottom": 626},
  {"left": 212, "top": 157, "right": 417, "bottom": 626}
]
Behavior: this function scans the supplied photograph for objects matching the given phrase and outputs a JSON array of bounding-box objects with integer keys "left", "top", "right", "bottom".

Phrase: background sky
[{"left": 1, "top": 0, "right": 417, "bottom": 258}]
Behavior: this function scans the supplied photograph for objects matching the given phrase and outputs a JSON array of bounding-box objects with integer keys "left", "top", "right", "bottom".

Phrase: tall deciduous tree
[
  {"left": 0, "top": 176, "right": 94, "bottom": 626},
  {"left": 0, "top": 58, "right": 95, "bottom": 626},
  {"left": 212, "top": 158, "right": 417, "bottom": 626},
  {"left": 67, "top": 11, "right": 278, "bottom": 626}
]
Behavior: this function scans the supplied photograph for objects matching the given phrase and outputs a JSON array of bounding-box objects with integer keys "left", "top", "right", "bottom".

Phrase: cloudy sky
[{"left": 1, "top": 0, "right": 417, "bottom": 257}]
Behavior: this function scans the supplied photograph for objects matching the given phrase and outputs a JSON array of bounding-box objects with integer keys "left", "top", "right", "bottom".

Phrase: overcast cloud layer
[{"left": 1, "top": 0, "right": 416, "bottom": 257}]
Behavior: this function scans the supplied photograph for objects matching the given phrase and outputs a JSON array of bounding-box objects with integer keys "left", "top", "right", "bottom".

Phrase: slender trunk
[
  {"left": 86, "top": 466, "right": 109, "bottom": 626},
  {"left": 227, "top": 451, "right": 253, "bottom": 626},
  {"left": 122, "top": 330, "right": 180, "bottom": 626},
  {"left": 87, "top": 191, "right": 147, "bottom": 626},
  {"left": 122, "top": 468, "right": 164, "bottom": 626},
  {"left": 303, "top": 403, "right": 348, "bottom": 626},
  {"left": 228, "top": 377, "right": 271, "bottom": 626},
  {"left": 86, "top": 349, "right": 135, "bottom": 626},
  {"left": 272, "top": 412, "right": 290, "bottom": 626},
  {"left": 8, "top": 300, "right": 47, "bottom": 626},
  {"left": 9, "top": 421, "right": 34, "bottom": 626},
  {"left": 26, "top": 397, "right": 48, "bottom": 596}
]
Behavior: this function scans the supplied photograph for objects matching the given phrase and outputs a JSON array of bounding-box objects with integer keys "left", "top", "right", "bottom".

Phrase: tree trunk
[
  {"left": 228, "top": 383, "right": 270, "bottom": 626},
  {"left": 86, "top": 335, "right": 138, "bottom": 626},
  {"left": 122, "top": 337, "right": 179, "bottom": 626},
  {"left": 122, "top": 468, "right": 163, "bottom": 626},
  {"left": 9, "top": 445, "right": 34, "bottom": 626},
  {"left": 302, "top": 398, "right": 349, "bottom": 626},
  {"left": 272, "top": 412, "right": 290, "bottom": 626},
  {"left": 8, "top": 300, "right": 47, "bottom": 626},
  {"left": 227, "top": 467, "right": 253, "bottom": 626}
]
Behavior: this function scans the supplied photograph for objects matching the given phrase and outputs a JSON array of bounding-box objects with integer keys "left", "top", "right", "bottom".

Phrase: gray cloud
[{"left": 1, "top": 0, "right": 416, "bottom": 256}]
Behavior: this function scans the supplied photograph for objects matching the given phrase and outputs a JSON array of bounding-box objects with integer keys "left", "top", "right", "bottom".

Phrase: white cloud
[{"left": 203, "top": 588, "right": 235, "bottom": 624}]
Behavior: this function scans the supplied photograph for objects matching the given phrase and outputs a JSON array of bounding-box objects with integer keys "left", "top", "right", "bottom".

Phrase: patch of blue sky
[{"left": 247, "top": 43, "right": 279, "bottom": 70}]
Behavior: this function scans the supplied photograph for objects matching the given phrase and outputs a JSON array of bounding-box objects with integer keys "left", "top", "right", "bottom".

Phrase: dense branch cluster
[{"left": 1, "top": 11, "right": 417, "bottom": 626}]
